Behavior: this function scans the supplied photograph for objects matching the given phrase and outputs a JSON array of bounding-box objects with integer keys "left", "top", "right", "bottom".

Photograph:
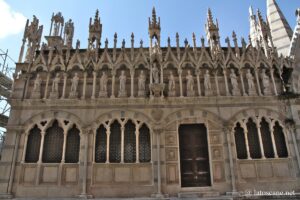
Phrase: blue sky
[{"left": 0, "top": 0, "right": 299, "bottom": 66}]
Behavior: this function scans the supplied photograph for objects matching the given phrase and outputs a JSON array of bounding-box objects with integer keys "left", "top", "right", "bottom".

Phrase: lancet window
[
  {"left": 24, "top": 119, "right": 81, "bottom": 164},
  {"left": 94, "top": 119, "right": 151, "bottom": 163},
  {"left": 233, "top": 117, "right": 288, "bottom": 160}
]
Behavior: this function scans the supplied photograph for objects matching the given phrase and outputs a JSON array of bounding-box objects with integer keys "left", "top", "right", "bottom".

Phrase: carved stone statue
[
  {"left": 118, "top": 70, "right": 127, "bottom": 97},
  {"left": 31, "top": 74, "right": 42, "bottom": 99},
  {"left": 246, "top": 69, "right": 256, "bottom": 96},
  {"left": 69, "top": 73, "right": 79, "bottom": 98},
  {"left": 152, "top": 63, "right": 160, "bottom": 84},
  {"left": 99, "top": 71, "right": 108, "bottom": 98},
  {"left": 261, "top": 69, "right": 271, "bottom": 95},
  {"left": 230, "top": 69, "right": 240, "bottom": 96},
  {"left": 50, "top": 73, "right": 60, "bottom": 99},
  {"left": 138, "top": 70, "right": 146, "bottom": 97},
  {"left": 168, "top": 71, "right": 176, "bottom": 97},
  {"left": 204, "top": 70, "right": 212, "bottom": 96},
  {"left": 186, "top": 70, "right": 195, "bottom": 97}
]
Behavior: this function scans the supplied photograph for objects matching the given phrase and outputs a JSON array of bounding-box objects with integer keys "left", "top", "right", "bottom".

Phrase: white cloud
[{"left": 0, "top": 0, "right": 26, "bottom": 39}]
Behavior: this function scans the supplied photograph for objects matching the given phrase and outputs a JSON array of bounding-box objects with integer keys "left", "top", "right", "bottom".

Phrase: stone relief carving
[
  {"left": 152, "top": 63, "right": 160, "bottom": 84},
  {"left": 261, "top": 69, "right": 271, "bottom": 95},
  {"left": 118, "top": 70, "right": 127, "bottom": 97},
  {"left": 230, "top": 69, "right": 240, "bottom": 96},
  {"left": 99, "top": 71, "right": 108, "bottom": 98},
  {"left": 186, "top": 70, "right": 195, "bottom": 97},
  {"left": 246, "top": 69, "right": 256, "bottom": 96}
]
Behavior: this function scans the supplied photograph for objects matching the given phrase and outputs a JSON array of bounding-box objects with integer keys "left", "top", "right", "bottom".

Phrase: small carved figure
[
  {"left": 246, "top": 69, "right": 255, "bottom": 90},
  {"left": 261, "top": 69, "right": 271, "bottom": 95},
  {"left": 33, "top": 74, "right": 42, "bottom": 92},
  {"left": 168, "top": 71, "right": 176, "bottom": 94},
  {"left": 118, "top": 70, "right": 127, "bottom": 97},
  {"left": 70, "top": 73, "right": 79, "bottom": 92},
  {"left": 138, "top": 70, "right": 146, "bottom": 92},
  {"left": 186, "top": 70, "right": 195, "bottom": 96},
  {"left": 204, "top": 70, "right": 211, "bottom": 90},
  {"left": 230, "top": 69, "right": 238, "bottom": 90},
  {"left": 152, "top": 63, "right": 160, "bottom": 84},
  {"left": 52, "top": 73, "right": 60, "bottom": 92},
  {"left": 100, "top": 71, "right": 108, "bottom": 92}
]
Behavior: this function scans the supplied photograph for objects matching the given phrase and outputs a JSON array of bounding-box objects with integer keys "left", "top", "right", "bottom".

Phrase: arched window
[
  {"left": 65, "top": 125, "right": 80, "bottom": 163},
  {"left": 139, "top": 124, "right": 151, "bottom": 163},
  {"left": 273, "top": 122, "right": 288, "bottom": 158},
  {"left": 25, "top": 125, "right": 41, "bottom": 163},
  {"left": 95, "top": 125, "right": 107, "bottom": 163},
  {"left": 42, "top": 120, "right": 64, "bottom": 163},
  {"left": 246, "top": 118, "right": 261, "bottom": 159},
  {"left": 109, "top": 120, "right": 121, "bottom": 163},
  {"left": 124, "top": 120, "right": 136, "bottom": 163},
  {"left": 260, "top": 118, "right": 274, "bottom": 158},
  {"left": 234, "top": 123, "right": 247, "bottom": 159}
]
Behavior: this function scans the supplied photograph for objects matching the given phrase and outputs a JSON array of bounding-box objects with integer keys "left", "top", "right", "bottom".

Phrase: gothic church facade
[{"left": 0, "top": 0, "right": 300, "bottom": 198}]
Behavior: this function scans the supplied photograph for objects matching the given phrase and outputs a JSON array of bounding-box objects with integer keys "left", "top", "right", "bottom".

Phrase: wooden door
[{"left": 179, "top": 124, "right": 211, "bottom": 187}]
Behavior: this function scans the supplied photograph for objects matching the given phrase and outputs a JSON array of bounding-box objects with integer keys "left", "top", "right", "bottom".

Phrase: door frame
[{"left": 176, "top": 119, "right": 214, "bottom": 190}]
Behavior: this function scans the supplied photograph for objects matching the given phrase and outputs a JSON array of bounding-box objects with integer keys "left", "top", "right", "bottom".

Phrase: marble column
[
  {"left": 111, "top": 70, "right": 116, "bottom": 98},
  {"left": 178, "top": 69, "right": 183, "bottom": 97},
  {"left": 44, "top": 73, "right": 50, "bottom": 99},
  {"left": 214, "top": 71, "right": 220, "bottom": 96},
  {"left": 269, "top": 122, "right": 278, "bottom": 158},
  {"left": 106, "top": 129, "right": 110, "bottom": 163},
  {"left": 286, "top": 123, "right": 300, "bottom": 171},
  {"left": 61, "top": 72, "right": 67, "bottom": 99},
  {"left": 91, "top": 72, "right": 97, "bottom": 99},
  {"left": 270, "top": 68, "right": 278, "bottom": 95},
  {"left": 196, "top": 69, "right": 202, "bottom": 96},
  {"left": 136, "top": 127, "right": 140, "bottom": 163},
  {"left": 239, "top": 69, "right": 246, "bottom": 96},
  {"left": 254, "top": 69, "right": 262, "bottom": 96},
  {"left": 256, "top": 119, "right": 266, "bottom": 159},
  {"left": 130, "top": 69, "right": 135, "bottom": 98},
  {"left": 36, "top": 130, "right": 45, "bottom": 185},
  {"left": 223, "top": 69, "right": 230, "bottom": 96},
  {"left": 121, "top": 125, "right": 125, "bottom": 163},
  {"left": 81, "top": 72, "right": 87, "bottom": 100},
  {"left": 242, "top": 124, "right": 251, "bottom": 159}
]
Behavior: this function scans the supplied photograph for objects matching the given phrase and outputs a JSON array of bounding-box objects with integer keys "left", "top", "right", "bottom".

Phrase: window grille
[
  {"left": 246, "top": 118, "right": 261, "bottom": 159},
  {"left": 95, "top": 125, "right": 107, "bottom": 163},
  {"left": 273, "top": 122, "right": 288, "bottom": 158},
  {"left": 234, "top": 123, "right": 248, "bottom": 159},
  {"left": 260, "top": 118, "right": 274, "bottom": 158},
  {"left": 25, "top": 125, "right": 41, "bottom": 163},
  {"left": 124, "top": 120, "right": 136, "bottom": 163},
  {"left": 42, "top": 120, "right": 64, "bottom": 163},
  {"left": 109, "top": 120, "right": 121, "bottom": 163},
  {"left": 65, "top": 125, "right": 80, "bottom": 163},
  {"left": 139, "top": 124, "right": 151, "bottom": 163}
]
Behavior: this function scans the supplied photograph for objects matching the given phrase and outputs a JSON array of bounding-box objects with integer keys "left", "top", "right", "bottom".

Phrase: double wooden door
[{"left": 179, "top": 124, "right": 211, "bottom": 187}]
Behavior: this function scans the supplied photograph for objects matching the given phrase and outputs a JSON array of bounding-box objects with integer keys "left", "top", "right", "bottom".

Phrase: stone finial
[
  {"left": 140, "top": 39, "right": 143, "bottom": 48},
  {"left": 131, "top": 32, "right": 134, "bottom": 46},
  {"left": 184, "top": 38, "right": 188, "bottom": 47},
  {"left": 167, "top": 37, "right": 171, "bottom": 47},
  {"left": 241, "top": 37, "right": 247, "bottom": 50},
  {"left": 225, "top": 37, "right": 231, "bottom": 48},
  {"left": 176, "top": 32, "right": 179, "bottom": 47},
  {"left": 201, "top": 36, "right": 205, "bottom": 47},
  {"left": 296, "top": 8, "right": 300, "bottom": 20},
  {"left": 122, "top": 39, "right": 125, "bottom": 49},
  {"left": 192, "top": 33, "right": 196, "bottom": 48},
  {"left": 105, "top": 38, "right": 108, "bottom": 49}
]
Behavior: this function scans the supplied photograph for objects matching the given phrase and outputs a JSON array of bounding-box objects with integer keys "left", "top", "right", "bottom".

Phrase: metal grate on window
[
  {"left": 95, "top": 125, "right": 107, "bottom": 163},
  {"left": 42, "top": 120, "right": 64, "bottom": 163},
  {"left": 139, "top": 124, "right": 151, "bottom": 163},
  {"left": 246, "top": 118, "right": 261, "bottom": 159},
  {"left": 25, "top": 125, "right": 41, "bottom": 163},
  {"left": 260, "top": 118, "right": 274, "bottom": 158},
  {"left": 109, "top": 120, "right": 121, "bottom": 163},
  {"left": 234, "top": 123, "right": 248, "bottom": 159},
  {"left": 273, "top": 121, "right": 288, "bottom": 158},
  {"left": 124, "top": 120, "right": 136, "bottom": 163},
  {"left": 65, "top": 125, "right": 80, "bottom": 163}
]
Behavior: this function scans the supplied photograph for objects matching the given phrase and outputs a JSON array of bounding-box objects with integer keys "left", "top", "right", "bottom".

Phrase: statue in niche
[
  {"left": 230, "top": 69, "right": 240, "bottom": 96},
  {"left": 138, "top": 70, "right": 146, "bottom": 97},
  {"left": 50, "top": 73, "right": 60, "bottom": 99},
  {"left": 204, "top": 70, "right": 212, "bottom": 96},
  {"left": 31, "top": 74, "right": 42, "bottom": 99},
  {"left": 168, "top": 71, "right": 176, "bottom": 97},
  {"left": 246, "top": 69, "right": 256, "bottom": 96},
  {"left": 69, "top": 73, "right": 79, "bottom": 98},
  {"left": 261, "top": 69, "right": 271, "bottom": 95},
  {"left": 118, "top": 70, "right": 127, "bottom": 97},
  {"left": 99, "top": 71, "right": 108, "bottom": 97},
  {"left": 152, "top": 62, "right": 160, "bottom": 84},
  {"left": 186, "top": 70, "right": 195, "bottom": 97}
]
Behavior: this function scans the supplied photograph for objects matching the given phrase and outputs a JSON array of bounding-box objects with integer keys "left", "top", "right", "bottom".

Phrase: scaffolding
[{"left": 0, "top": 49, "right": 14, "bottom": 157}]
